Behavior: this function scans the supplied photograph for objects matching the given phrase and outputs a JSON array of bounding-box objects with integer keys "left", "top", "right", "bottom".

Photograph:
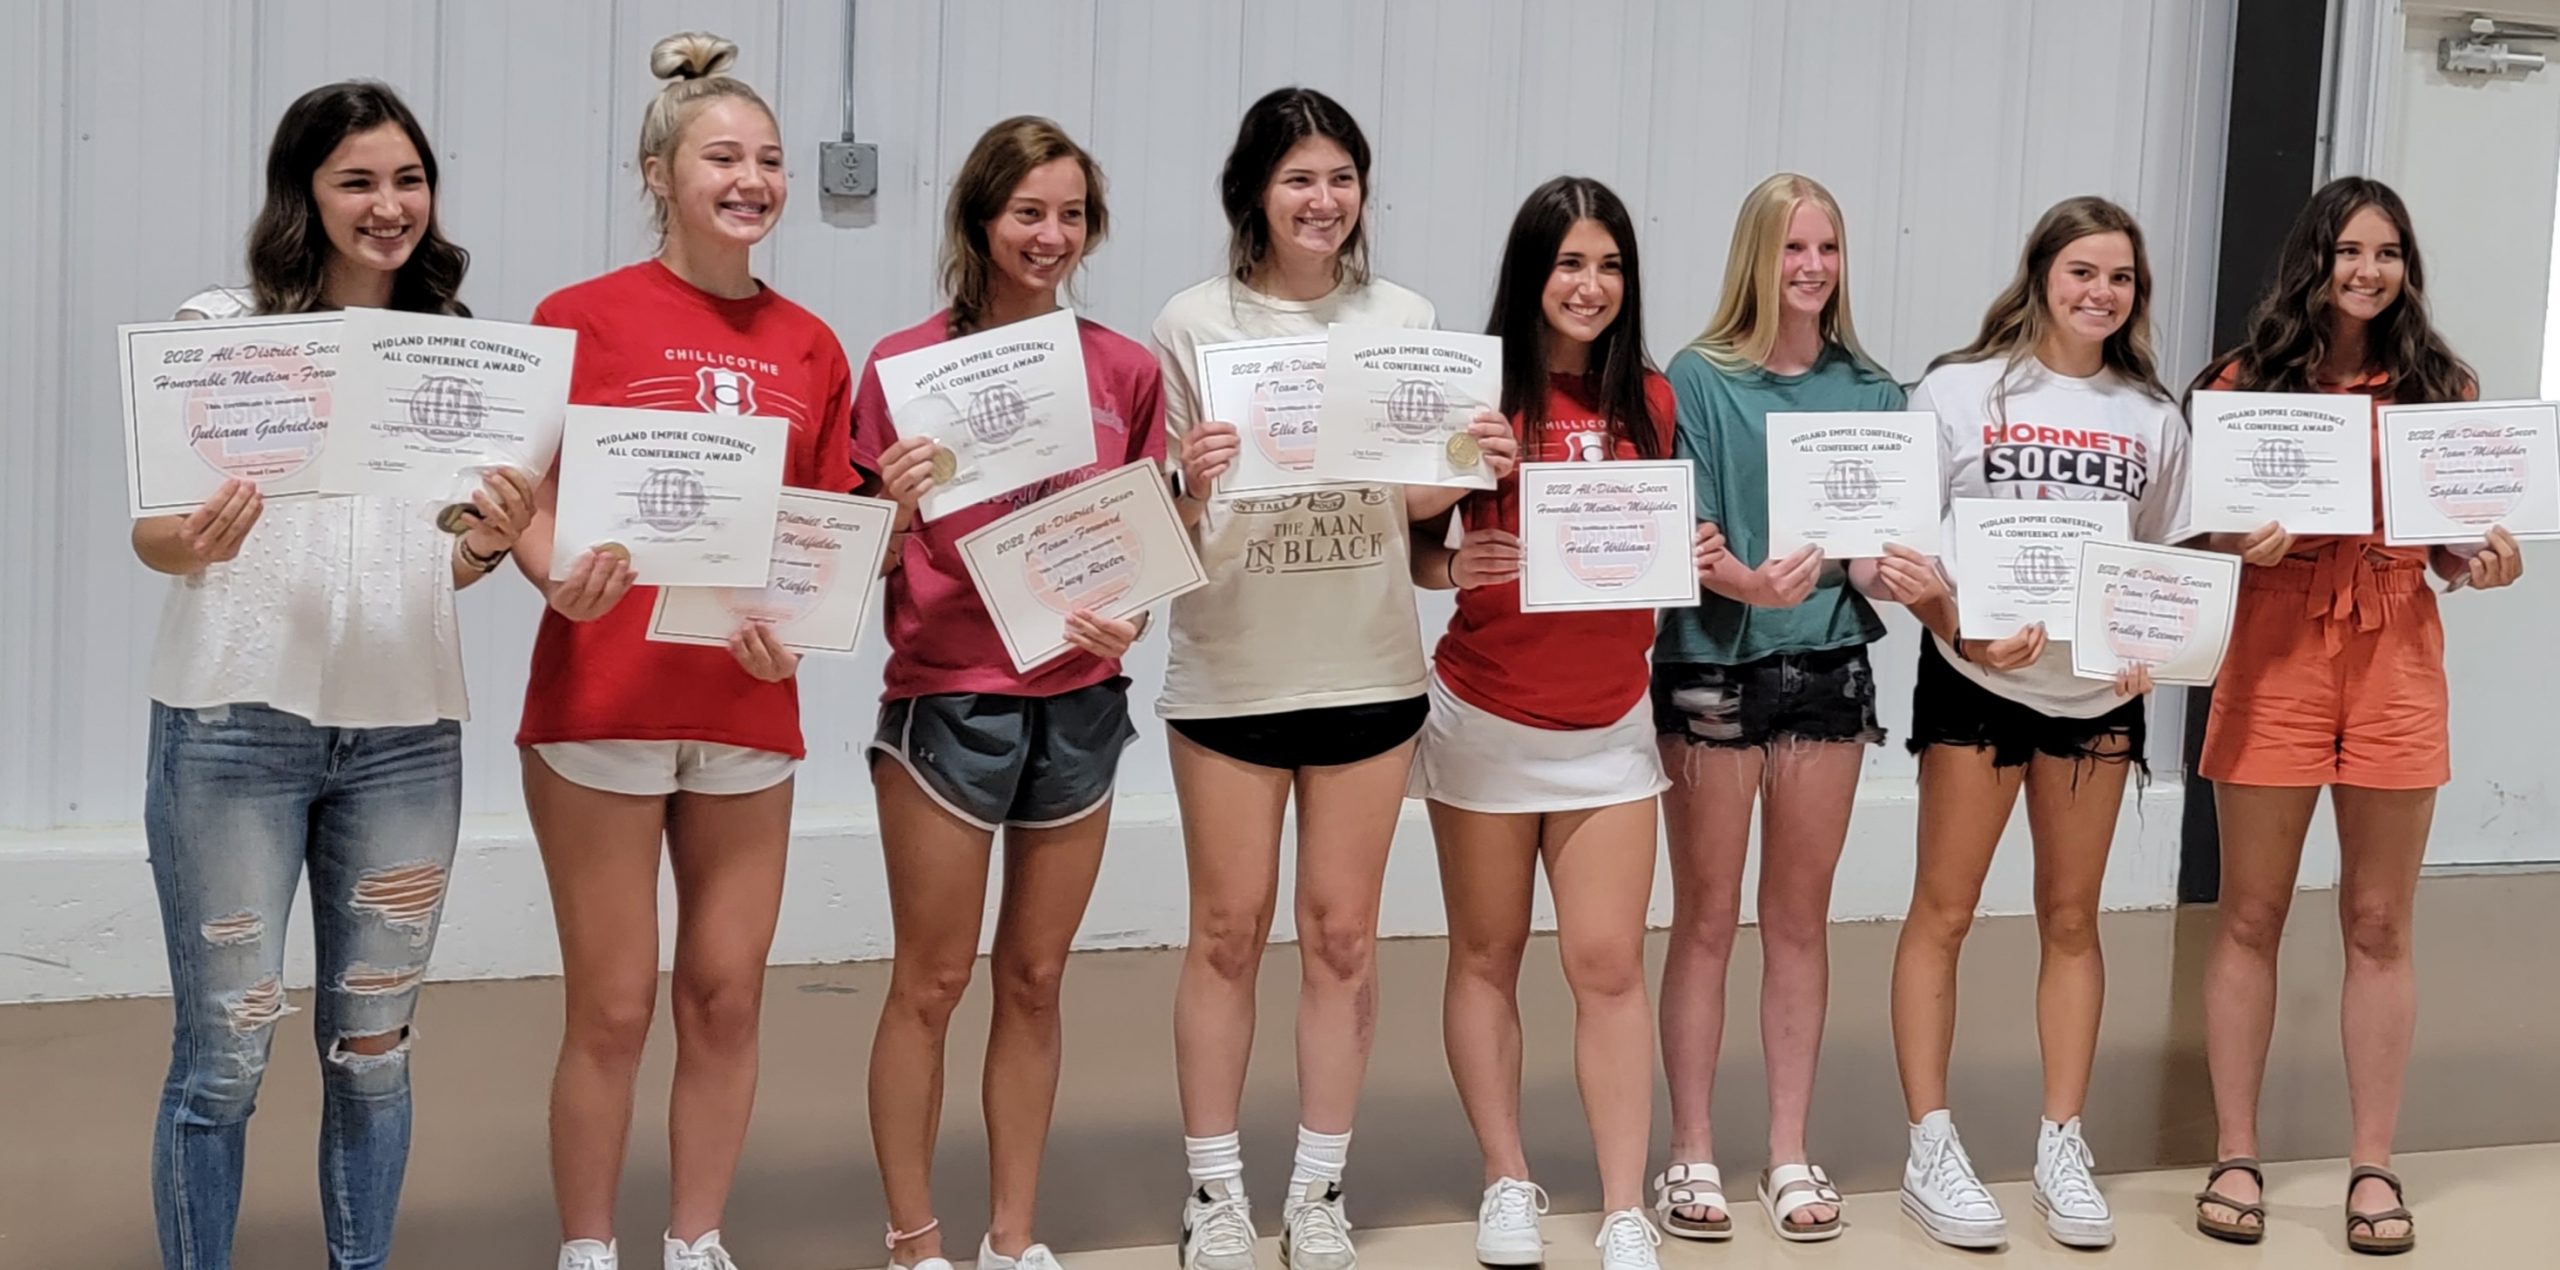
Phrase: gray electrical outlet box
[{"left": 819, "top": 140, "right": 879, "bottom": 197}]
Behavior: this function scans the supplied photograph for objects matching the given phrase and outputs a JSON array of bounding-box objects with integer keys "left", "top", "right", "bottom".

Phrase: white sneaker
[
  {"left": 1901, "top": 1110, "right": 2007, "bottom": 1248},
  {"left": 1280, "top": 1180, "right": 1356, "bottom": 1270},
  {"left": 978, "top": 1236, "right": 1066, "bottom": 1270},
  {"left": 893, "top": 1261, "right": 954, "bottom": 1270},
  {"left": 560, "top": 1240, "right": 618, "bottom": 1270},
  {"left": 1181, "top": 1179, "right": 1260, "bottom": 1270},
  {"left": 2033, "top": 1117, "right": 2115, "bottom": 1248},
  {"left": 1473, "top": 1177, "right": 1547, "bottom": 1266},
  {"left": 663, "top": 1231, "right": 738, "bottom": 1270},
  {"left": 1593, "top": 1209, "right": 1661, "bottom": 1270}
]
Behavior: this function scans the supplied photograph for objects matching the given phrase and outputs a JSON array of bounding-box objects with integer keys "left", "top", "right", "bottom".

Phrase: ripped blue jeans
[{"left": 144, "top": 702, "right": 461, "bottom": 1270}]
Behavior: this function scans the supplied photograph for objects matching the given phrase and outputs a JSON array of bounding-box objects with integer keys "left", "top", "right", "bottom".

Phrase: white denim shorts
[{"left": 1411, "top": 672, "right": 1666, "bottom": 814}]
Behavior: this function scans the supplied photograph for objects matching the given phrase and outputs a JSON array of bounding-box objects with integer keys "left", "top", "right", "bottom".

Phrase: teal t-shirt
[{"left": 1653, "top": 344, "right": 1905, "bottom": 666}]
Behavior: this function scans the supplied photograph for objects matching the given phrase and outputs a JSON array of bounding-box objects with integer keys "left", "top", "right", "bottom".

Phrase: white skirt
[{"left": 1412, "top": 671, "right": 1668, "bottom": 814}]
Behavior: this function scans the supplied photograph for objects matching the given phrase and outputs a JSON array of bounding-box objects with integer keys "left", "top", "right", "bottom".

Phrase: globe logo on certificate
[
  {"left": 636, "top": 467, "right": 711, "bottom": 533},
  {"left": 966, "top": 384, "right": 1032, "bottom": 444},
  {"left": 1249, "top": 376, "right": 1322, "bottom": 471},
  {"left": 405, "top": 373, "right": 488, "bottom": 444},
  {"left": 184, "top": 346, "right": 330, "bottom": 484},
  {"left": 1822, "top": 458, "right": 1881, "bottom": 511},
  {"left": 1383, "top": 379, "right": 1446, "bottom": 437},
  {"left": 2010, "top": 543, "right": 2072, "bottom": 597},
  {"left": 2250, "top": 437, "right": 2310, "bottom": 490}
]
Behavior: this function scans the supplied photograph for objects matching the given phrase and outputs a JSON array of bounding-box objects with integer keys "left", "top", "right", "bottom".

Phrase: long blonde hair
[
  {"left": 1928, "top": 196, "right": 2171, "bottom": 405},
  {"left": 941, "top": 116, "right": 1110, "bottom": 337},
  {"left": 636, "top": 33, "right": 776, "bottom": 240},
  {"left": 1693, "top": 173, "right": 1882, "bottom": 375}
]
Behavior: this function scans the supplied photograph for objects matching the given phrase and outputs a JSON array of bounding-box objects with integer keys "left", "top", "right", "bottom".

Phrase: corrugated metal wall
[{"left": 0, "top": 0, "right": 2233, "bottom": 831}]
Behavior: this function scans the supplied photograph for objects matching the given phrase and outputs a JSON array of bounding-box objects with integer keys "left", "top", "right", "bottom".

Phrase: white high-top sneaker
[
  {"left": 663, "top": 1230, "right": 739, "bottom": 1270},
  {"left": 559, "top": 1239, "right": 617, "bottom": 1270},
  {"left": 2033, "top": 1117, "right": 2115, "bottom": 1248},
  {"left": 1472, "top": 1177, "right": 1547, "bottom": 1266},
  {"left": 1593, "top": 1209, "right": 1662, "bottom": 1270},
  {"left": 1901, "top": 1110, "right": 2007, "bottom": 1248}
]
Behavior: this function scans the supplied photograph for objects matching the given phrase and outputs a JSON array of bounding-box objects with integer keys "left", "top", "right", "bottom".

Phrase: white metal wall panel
[{"left": 3, "top": 0, "right": 2236, "bottom": 832}]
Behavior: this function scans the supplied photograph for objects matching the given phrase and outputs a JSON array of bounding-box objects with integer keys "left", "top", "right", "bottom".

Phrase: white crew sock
[
  {"left": 1288, "top": 1124, "right": 1353, "bottom": 1204},
  {"left": 1187, "top": 1130, "right": 1245, "bottom": 1191}
]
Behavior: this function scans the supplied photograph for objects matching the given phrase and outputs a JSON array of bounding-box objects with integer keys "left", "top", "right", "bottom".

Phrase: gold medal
[
  {"left": 929, "top": 448, "right": 958, "bottom": 484},
  {"left": 1445, "top": 432, "right": 1482, "bottom": 469},
  {"left": 592, "top": 541, "right": 630, "bottom": 564},
  {"left": 435, "top": 503, "right": 479, "bottom": 534}
]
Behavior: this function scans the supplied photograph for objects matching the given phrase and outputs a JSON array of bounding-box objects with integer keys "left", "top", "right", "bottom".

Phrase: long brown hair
[
  {"left": 247, "top": 82, "right": 468, "bottom": 316},
  {"left": 2187, "top": 176, "right": 2473, "bottom": 407},
  {"left": 1484, "top": 177, "right": 1662, "bottom": 459},
  {"left": 1928, "top": 196, "right": 2169, "bottom": 416},
  {"left": 940, "top": 117, "right": 1110, "bottom": 337}
]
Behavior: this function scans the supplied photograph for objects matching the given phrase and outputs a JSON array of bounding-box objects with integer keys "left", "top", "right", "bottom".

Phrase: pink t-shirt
[{"left": 851, "top": 309, "right": 1169, "bottom": 700}]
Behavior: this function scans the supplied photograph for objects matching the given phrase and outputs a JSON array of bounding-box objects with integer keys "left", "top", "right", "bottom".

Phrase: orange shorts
[{"left": 2199, "top": 554, "right": 2448, "bottom": 789}]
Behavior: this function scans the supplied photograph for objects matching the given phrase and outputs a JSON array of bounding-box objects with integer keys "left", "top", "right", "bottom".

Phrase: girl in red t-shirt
[
  {"left": 1408, "top": 177, "right": 1723, "bottom": 1270},
  {"left": 509, "top": 35, "right": 855, "bottom": 1270},
  {"left": 853, "top": 118, "right": 1166, "bottom": 1270},
  {"left": 2185, "top": 177, "right": 2524, "bottom": 1255}
]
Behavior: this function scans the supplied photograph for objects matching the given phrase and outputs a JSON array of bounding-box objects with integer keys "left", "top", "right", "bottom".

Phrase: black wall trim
[{"left": 2179, "top": 0, "right": 2331, "bottom": 904}]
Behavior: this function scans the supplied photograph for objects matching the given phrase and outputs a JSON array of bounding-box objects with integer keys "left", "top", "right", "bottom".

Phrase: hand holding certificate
[
  {"left": 2070, "top": 540, "right": 2240, "bottom": 686},
  {"left": 1764, "top": 411, "right": 1941, "bottom": 558},
  {"left": 1193, "top": 335, "right": 1334, "bottom": 495},
  {"left": 120, "top": 313, "right": 341, "bottom": 516},
  {"left": 1951, "top": 499, "right": 2129, "bottom": 640},
  {"left": 2378, "top": 400, "right": 2560, "bottom": 545},
  {"left": 648, "top": 490, "right": 895, "bottom": 655},
  {"left": 957, "top": 461, "right": 1209, "bottom": 672},
  {"left": 874, "top": 308, "right": 1098, "bottom": 522},
  {"left": 550, "top": 405, "right": 788, "bottom": 588},
  {"left": 321, "top": 308, "right": 576, "bottom": 529},
  {"left": 1517, "top": 461, "right": 1701, "bottom": 612},
  {"left": 1313, "top": 327, "right": 1501, "bottom": 489},
  {"left": 2185, "top": 390, "right": 2374, "bottom": 535}
]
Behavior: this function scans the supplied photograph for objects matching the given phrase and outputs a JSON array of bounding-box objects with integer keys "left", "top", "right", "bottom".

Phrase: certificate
[
  {"left": 550, "top": 405, "right": 788, "bottom": 587},
  {"left": 1193, "top": 335, "right": 1335, "bottom": 495},
  {"left": 118, "top": 313, "right": 340, "bottom": 516},
  {"left": 2378, "top": 399, "right": 2560, "bottom": 545},
  {"left": 1517, "top": 461, "right": 1700, "bottom": 612},
  {"left": 1311, "top": 326, "right": 1500, "bottom": 490},
  {"left": 321, "top": 308, "right": 576, "bottom": 527},
  {"left": 646, "top": 490, "right": 896, "bottom": 655},
  {"left": 1950, "top": 499, "right": 2129, "bottom": 640},
  {"left": 2185, "top": 390, "right": 2374, "bottom": 535},
  {"left": 1764, "top": 411, "right": 1941, "bottom": 558},
  {"left": 873, "top": 307, "right": 1098, "bottom": 523},
  {"left": 956, "top": 461, "right": 1209, "bottom": 672},
  {"left": 2070, "top": 539, "right": 2241, "bottom": 686}
]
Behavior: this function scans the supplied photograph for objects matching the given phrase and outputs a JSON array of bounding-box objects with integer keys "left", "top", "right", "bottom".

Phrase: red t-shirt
[
  {"left": 515, "top": 260, "right": 857, "bottom": 757},
  {"left": 851, "top": 310, "right": 1168, "bottom": 701},
  {"left": 1433, "top": 372, "right": 1677, "bottom": 730}
]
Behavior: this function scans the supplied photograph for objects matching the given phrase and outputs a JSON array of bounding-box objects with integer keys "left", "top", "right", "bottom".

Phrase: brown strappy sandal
[
  {"left": 2194, "top": 1157, "right": 2267, "bottom": 1244},
  {"left": 2346, "top": 1164, "right": 2416, "bottom": 1255}
]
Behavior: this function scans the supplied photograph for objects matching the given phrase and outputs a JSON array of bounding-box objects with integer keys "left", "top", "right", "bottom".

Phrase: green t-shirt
[{"left": 1653, "top": 344, "right": 1905, "bottom": 667}]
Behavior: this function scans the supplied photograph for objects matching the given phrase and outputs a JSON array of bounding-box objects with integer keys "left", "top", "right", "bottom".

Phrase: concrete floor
[{"left": 4, "top": 874, "right": 2556, "bottom": 1268}]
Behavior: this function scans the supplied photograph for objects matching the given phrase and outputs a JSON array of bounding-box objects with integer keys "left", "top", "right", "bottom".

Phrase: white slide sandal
[
  {"left": 1652, "top": 1162, "right": 1735, "bottom": 1241},
  {"left": 1760, "top": 1163, "right": 1847, "bottom": 1242}
]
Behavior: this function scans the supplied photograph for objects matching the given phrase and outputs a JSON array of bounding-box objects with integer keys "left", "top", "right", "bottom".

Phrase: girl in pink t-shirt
[{"left": 853, "top": 117, "right": 1166, "bottom": 1270}]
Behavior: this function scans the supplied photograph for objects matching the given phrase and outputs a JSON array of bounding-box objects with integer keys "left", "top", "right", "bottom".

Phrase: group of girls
[{"left": 127, "top": 27, "right": 2525, "bottom": 1270}]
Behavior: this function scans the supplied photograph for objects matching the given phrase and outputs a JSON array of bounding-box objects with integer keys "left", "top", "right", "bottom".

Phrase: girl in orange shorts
[{"left": 2186, "top": 177, "right": 2525, "bottom": 1256}]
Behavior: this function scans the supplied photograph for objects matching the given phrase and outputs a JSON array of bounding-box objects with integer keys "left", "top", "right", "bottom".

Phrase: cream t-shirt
[{"left": 1148, "top": 273, "right": 1437, "bottom": 718}]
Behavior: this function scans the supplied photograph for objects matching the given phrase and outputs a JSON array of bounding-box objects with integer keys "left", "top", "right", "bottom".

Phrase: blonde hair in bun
[{"left": 638, "top": 31, "right": 774, "bottom": 236}]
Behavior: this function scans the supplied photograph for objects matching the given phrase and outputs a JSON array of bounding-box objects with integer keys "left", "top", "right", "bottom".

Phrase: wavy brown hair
[
  {"left": 2187, "top": 176, "right": 2473, "bottom": 407},
  {"left": 248, "top": 82, "right": 468, "bottom": 316},
  {"left": 1221, "top": 87, "right": 1373, "bottom": 289},
  {"left": 1928, "top": 196, "right": 2169, "bottom": 417},
  {"left": 941, "top": 116, "right": 1109, "bottom": 337}
]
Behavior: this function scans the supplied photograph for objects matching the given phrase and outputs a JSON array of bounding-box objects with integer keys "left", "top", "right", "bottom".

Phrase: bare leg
[
  {"left": 1541, "top": 799, "right": 1660, "bottom": 1213},
  {"left": 1428, "top": 801, "right": 1541, "bottom": 1185},
  {"left": 2333, "top": 783, "right": 2436, "bottom": 1243},
  {"left": 2019, "top": 748, "right": 2133, "bottom": 1123},
  {"left": 1655, "top": 739, "right": 1758, "bottom": 1223},
  {"left": 1752, "top": 740, "right": 1863, "bottom": 1227},
  {"left": 2197, "top": 782, "right": 2319, "bottom": 1231},
  {"left": 1168, "top": 733, "right": 1294, "bottom": 1138},
  {"left": 980, "top": 807, "right": 1113, "bottom": 1257},
  {"left": 1890, "top": 746, "right": 2024, "bottom": 1120}
]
